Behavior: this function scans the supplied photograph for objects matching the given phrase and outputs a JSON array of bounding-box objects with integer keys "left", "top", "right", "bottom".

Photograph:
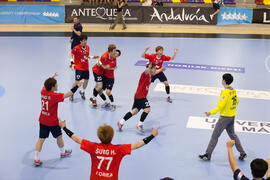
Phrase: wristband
[
  {"left": 89, "top": 55, "right": 94, "bottom": 59},
  {"left": 143, "top": 134, "right": 155, "bottom": 144},
  {"left": 70, "top": 85, "right": 79, "bottom": 94},
  {"left": 70, "top": 58, "right": 74, "bottom": 62},
  {"left": 63, "top": 127, "right": 74, "bottom": 138}
]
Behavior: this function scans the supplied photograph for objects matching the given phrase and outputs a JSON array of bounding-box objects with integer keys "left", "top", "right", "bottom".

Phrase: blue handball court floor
[{"left": 0, "top": 34, "right": 270, "bottom": 180}]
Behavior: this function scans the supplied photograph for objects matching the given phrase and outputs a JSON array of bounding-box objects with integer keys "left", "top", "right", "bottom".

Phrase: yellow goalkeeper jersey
[{"left": 210, "top": 86, "right": 239, "bottom": 117}]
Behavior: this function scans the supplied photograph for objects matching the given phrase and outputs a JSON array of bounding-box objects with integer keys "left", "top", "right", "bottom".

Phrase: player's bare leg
[
  {"left": 90, "top": 82, "right": 103, "bottom": 106},
  {"left": 79, "top": 79, "right": 88, "bottom": 100},
  {"left": 57, "top": 135, "right": 72, "bottom": 158},
  {"left": 70, "top": 81, "right": 80, "bottom": 101},
  {"left": 106, "top": 89, "right": 116, "bottom": 111},
  {"left": 34, "top": 138, "right": 45, "bottom": 166},
  {"left": 164, "top": 81, "right": 172, "bottom": 103},
  {"left": 118, "top": 108, "right": 138, "bottom": 131},
  {"left": 210, "top": 9, "right": 220, "bottom": 20},
  {"left": 136, "top": 107, "right": 150, "bottom": 133}
]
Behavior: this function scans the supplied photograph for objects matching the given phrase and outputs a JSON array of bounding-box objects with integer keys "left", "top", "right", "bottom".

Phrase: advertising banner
[
  {"left": 0, "top": 5, "right": 65, "bottom": 24},
  {"left": 142, "top": 7, "right": 216, "bottom": 25},
  {"left": 253, "top": 9, "right": 270, "bottom": 24},
  {"left": 217, "top": 8, "right": 253, "bottom": 25},
  {"left": 65, "top": 5, "right": 142, "bottom": 23}
]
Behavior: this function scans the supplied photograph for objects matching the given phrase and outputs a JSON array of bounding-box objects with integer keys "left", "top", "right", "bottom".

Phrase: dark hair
[
  {"left": 155, "top": 46, "right": 164, "bottom": 52},
  {"left": 116, "top": 49, "right": 121, "bottom": 56},
  {"left": 146, "top": 62, "right": 156, "bottom": 69},
  {"left": 44, "top": 78, "right": 57, "bottom": 91},
  {"left": 160, "top": 178, "right": 174, "bottom": 180},
  {"left": 108, "top": 44, "right": 116, "bottom": 52},
  {"left": 222, "top": 73, "right": 233, "bottom": 85},
  {"left": 97, "top": 124, "right": 114, "bottom": 144},
  {"left": 79, "top": 35, "right": 88, "bottom": 42},
  {"left": 251, "top": 159, "right": 268, "bottom": 178}
]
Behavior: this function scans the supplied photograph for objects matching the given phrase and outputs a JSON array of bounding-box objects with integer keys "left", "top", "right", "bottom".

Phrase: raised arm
[
  {"left": 59, "top": 120, "right": 83, "bottom": 144},
  {"left": 266, "top": 158, "right": 270, "bottom": 178},
  {"left": 141, "top": 46, "right": 150, "bottom": 58},
  {"left": 131, "top": 127, "right": 159, "bottom": 150},
  {"left": 63, "top": 81, "right": 82, "bottom": 99},
  {"left": 226, "top": 140, "right": 238, "bottom": 172},
  {"left": 170, "top": 48, "right": 178, "bottom": 60},
  {"left": 51, "top": 72, "right": 57, "bottom": 78}
]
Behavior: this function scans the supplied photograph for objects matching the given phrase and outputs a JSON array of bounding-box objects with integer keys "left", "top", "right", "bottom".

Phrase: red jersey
[
  {"left": 80, "top": 139, "right": 131, "bottom": 180},
  {"left": 72, "top": 45, "right": 90, "bottom": 71},
  {"left": 145, "top": 53, "right": 171, "bottom": 72},
  {"left": 104, "top": 59, "right": 117, "bottom": 79},
  {"left": 39, "top": 87, "right": 64, "bottom": 126},
  {"left": 134, "top": 71, "right": 153, "bottom": 99},
  {"left": 92, "top": 51, "right": 114, "bottom": 76}
]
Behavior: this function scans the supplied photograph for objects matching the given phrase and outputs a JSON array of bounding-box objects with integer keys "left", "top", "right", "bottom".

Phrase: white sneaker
[{"left": 210, "top": 14, "right": 214, "bottom": 20}]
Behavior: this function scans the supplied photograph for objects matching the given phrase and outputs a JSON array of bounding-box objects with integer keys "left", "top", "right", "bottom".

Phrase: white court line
[
  {"left": 154, "top": 83, "right": 270, "bottom": 100},
  {"left": 265, "top": 54, "right": 270, "bottom": 72}
]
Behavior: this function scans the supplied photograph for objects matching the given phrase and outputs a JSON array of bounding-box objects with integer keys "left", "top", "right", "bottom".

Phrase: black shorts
[
  {"left": 132, "top": 98, "right": 150, "bottom": 111},
  {"left": 75, "top": 70, "right": 89, "bottom": 81},
  {"left": 93, "top": 72, "right": 103, "bottom": 82},
  {"left": 102, "top": 77, "right": 114, "bottom": 90},
  {"left": 39, "top": 123, "right": 62, "bottom": 139},
  {"left": 213, "top": 3, "right": 220, "bottom": 10},
  {"left": 151, "top": 72, "right": 167, "bottom": 83},
  {"left": 71, "top": 39, "right": 80, "bottom": 50}
]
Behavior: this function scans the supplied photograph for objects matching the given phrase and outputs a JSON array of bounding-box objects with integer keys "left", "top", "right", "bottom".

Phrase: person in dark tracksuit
[
  {"left": 70, "top": 16, "right": 83, "bottom": 68},
  {"left": 199, "top": 73, "right": 247, "bottom": 161}
]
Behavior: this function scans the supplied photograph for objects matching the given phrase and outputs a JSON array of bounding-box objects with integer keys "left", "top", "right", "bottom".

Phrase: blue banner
[
  {"left": 0, "top": 5, "right": 65, "bottom": 24},
  {"left": 217, "top": 8, "right": 253, "bottom": 25}
]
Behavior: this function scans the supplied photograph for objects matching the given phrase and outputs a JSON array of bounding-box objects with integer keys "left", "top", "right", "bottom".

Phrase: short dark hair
[
  {"left": 146, "top": 62, "right": 156, "bottom": 69},
  {"left": 160, "top": 178, "right": 174, "bottom": 180},
  {"left": 44, "top": 78, "right": 57, "bottom": 91},
  {"left": 79, "top": 35, "right": 88, "bottom": 42},
  {"left": 116, "top": 49, "right": 121, "bottom": 56},
  {"left": 222, "top": 73, "right": 233, "bottom": 85},
  {"left": 97, "top": 124, "right": 114, "bottom": 144},
  {"left": 251, "top": 159, "right": 268, "bottom": 178}
]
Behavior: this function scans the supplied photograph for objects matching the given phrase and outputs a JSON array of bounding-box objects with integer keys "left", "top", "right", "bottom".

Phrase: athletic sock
[
  {"left": 140, "top": 112, "right": 148, "bottom": 122},
  {"left": 99, "top": 93, "right": 106, "bottom": 101},
  {"left": 93, "top": 88, "right": 98, "bottom": 97},
  {"left": 109, "top": 95, "right": 114, "bottom": 103},
  {"left": 35, "top": 151, "right": 39, "bottom": 161},
  {"left": 123, "top": 112, "right": 132, "bottom": 121},
  {"left": 119, "top": 119, "right": 125, "bottom": 125},
  {"left": 60, "top": 147, "right": 65, "bottom": 154},
  {"left": 165, "top": 85, "right": 170, "bottom": 94}
]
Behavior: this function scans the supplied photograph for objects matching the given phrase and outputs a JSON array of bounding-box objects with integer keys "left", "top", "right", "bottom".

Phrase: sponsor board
[
  {"left": 65, "top": 5, "right": 142, "bottom": 23},
  {"left": 143, "top": 6, "right": 216, "bottom": 25},
  {"left": 65, "top": 5, "right": 216, "bottom": 25},
  {"left": 187, "top": 116, "right": 270, "bottom": 135},
  {"left": 154, "top": 83, "right": 270, "bottom": 100},
  {"left": 253, "top": 9, "right": 270, "bottom": 24},
  {"left": 217, "top": 8, "right": 252, "bottom": 25},
  {"left": 0, "top": 5, "right": 64, "bottom": 24},
  {"left": 135, "top": 60, "right": 244, "bottom": 73}
]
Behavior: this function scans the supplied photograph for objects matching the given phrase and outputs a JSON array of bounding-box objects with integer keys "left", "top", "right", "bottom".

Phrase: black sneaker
[
  {"left": 198, "top": 154, "right": 210, "bottom": 161},
  {"left": 79, "top": 91, "right": 85, "bottom": 100},
  {"left": 238, "top": 153, "right": 247, "bottom": 161}
]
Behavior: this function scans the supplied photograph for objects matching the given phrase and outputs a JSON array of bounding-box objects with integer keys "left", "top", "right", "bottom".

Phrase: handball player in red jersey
[
  {"left": 142, "top": 46, "right": 178, "bottom": 103},
  {"left": 117, "top": 62, "right": 165, "bottom": 133},
  {"left": 34, "top": 73, "right": 82, "bottom": 166},
  {"left": 59, "top": 120, "right": 159, "bottom": 180}
]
